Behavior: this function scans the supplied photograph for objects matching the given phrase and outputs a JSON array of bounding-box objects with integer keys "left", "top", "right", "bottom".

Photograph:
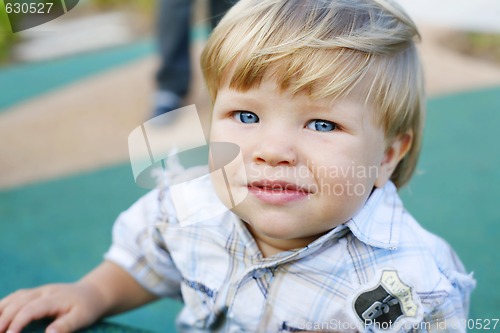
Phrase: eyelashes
[
  {"left": 233, "top": 111, "right": 259, "bottom": 124},
  {"left": 306, "top": 119, "right": 337, "bottom": 132},
  {"left": 232, "top": 111, "right": 338, "bottom": 133}
]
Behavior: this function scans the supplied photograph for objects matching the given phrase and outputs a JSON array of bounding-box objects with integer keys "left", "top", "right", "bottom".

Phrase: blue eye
[
  {"left": 234, "top": 111, "right": 259, "bottom": 124},
  {"left": 306, "top": 119, "right": 337, "bottom": 132}
]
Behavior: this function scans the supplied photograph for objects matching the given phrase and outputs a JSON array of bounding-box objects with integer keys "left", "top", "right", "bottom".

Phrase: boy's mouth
[{"left": 247, "top": 180, "right": 311, "bottom": 204}]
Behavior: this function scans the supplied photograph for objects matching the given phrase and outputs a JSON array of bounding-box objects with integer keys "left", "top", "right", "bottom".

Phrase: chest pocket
[{"left": 179, "top": 278, "right": 219, "bottom": 329}]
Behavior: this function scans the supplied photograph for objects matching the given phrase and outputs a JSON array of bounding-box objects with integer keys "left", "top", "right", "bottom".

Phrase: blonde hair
[{"left": 201, "top": 0, "right": 425, "bottom": 188}]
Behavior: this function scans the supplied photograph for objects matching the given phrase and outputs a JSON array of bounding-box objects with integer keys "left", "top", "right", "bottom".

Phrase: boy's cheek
[
  {"left": 209, "top": 143, "right": 248, "bottom": 209},
  {"left": 210, "top": 170, "right": 248, "bottom": 210},
  {"left": 310, "top": 160, "right": 380, "bottom": 197}
]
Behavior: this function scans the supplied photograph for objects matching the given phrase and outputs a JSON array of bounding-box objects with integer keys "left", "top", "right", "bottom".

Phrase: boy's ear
[{"left": 375, "top": 131, "right": 413, "bottom": 188}]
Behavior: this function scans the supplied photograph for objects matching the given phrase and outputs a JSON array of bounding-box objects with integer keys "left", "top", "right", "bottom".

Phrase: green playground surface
[
  {"left": 0, "top": 25, "right": 209, "bottom": 110},
  {"left": 0, "top": 40, "right": 155, "bottom": 111},
  {"left": 0, "top": 164, "right": 181, "bottom": 331},
  {"left": 0, "top": 41, "right": 499, "bottom": 331}
]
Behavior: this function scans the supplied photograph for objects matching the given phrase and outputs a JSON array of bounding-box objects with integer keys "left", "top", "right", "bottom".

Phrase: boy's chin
[{"left": 243, "top": 218, "right": 322, "bottom": 245}]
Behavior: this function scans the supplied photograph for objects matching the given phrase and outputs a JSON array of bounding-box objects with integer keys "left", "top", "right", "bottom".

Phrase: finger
[
  {"left": 0, "top": 314, "right": 9, "bottom": 333},
  {"left": 0, "top": 290, "right": 42, "bottom": 332},
  {"left": 6, "top": 297, "right": 65, "bottom": 333},
  {"left": 46, "top": 308, "right": 91, "bottom": 333},
  {"left": 0, "top": 289, "right": 39, "bottom": 312}
]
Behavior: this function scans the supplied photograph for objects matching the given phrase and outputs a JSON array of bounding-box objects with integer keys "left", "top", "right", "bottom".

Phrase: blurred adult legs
[
  {"left": 153, "top": 0, "right": 234, "bottom": 119},
  {"left": 154, "top": 0, "right": 191, "bottom": 117}
]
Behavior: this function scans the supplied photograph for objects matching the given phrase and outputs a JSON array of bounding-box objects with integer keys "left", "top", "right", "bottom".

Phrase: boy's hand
[
  {"left": 0, "top": 261, "right": 157, "bottom": 333},
  {"left": 0, "top": 281, "right": 106, "bottom": 333}
]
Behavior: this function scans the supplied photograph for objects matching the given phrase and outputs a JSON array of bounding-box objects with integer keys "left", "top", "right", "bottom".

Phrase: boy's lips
[{"left": 247, "top": 180, "right": 311, "bottom": 204}]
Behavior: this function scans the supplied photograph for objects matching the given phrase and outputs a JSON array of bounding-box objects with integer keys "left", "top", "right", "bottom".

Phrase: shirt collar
[
  {"left": 232, "top": 180, "right": 404, "bottom": 261},
  {"left": 255, "top": 179, "right": 407, "bottom": 262},
  {"left": 344, "top": 181, "right": 402, "bottom": 250}
]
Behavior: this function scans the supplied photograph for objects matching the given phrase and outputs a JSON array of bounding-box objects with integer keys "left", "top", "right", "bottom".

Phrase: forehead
[
  {"left": 219, "top": 64, "right": 373, "bottom": 103},
  {"left": 220, "top": 50, "right": 374, "bottom": 102}
]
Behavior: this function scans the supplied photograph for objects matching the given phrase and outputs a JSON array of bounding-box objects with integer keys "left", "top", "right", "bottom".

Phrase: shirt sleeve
[
  {"left": 104, "top": 188, "right": 183, "bottom": 299},
  {"left": 417, "top": 245, "right": 476, "bottom": 333}
]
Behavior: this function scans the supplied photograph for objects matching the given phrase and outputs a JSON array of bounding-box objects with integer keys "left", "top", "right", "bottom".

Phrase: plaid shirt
[{"left": 105, "top": 173, "right": 475, "bottom": 333}]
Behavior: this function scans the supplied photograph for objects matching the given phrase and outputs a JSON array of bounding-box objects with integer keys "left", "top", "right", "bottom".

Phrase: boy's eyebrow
[
  {"left": 309, "top": 99, "right": 371, "bottom": 127},
  {"left": 218, "top": 94, "right": 263, "bottom": 110},
  {"left": 303, "top": 100, "right": 334, "bottom": 113},
  {"left": 302, "top": 98, "right": 347, "bottom": 114}
]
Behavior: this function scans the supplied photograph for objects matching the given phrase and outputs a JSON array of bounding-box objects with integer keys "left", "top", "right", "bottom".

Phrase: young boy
[{"left": 0, "top": 0, "right": 475, "bottom": 332}]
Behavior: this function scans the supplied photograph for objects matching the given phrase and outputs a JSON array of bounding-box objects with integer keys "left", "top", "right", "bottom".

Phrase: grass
[
  {"left": 0, "top": 0, "right": 154, "bottom": 66},
  {"left": 0, "top": 5, "right": 18, "bottom": 64}
]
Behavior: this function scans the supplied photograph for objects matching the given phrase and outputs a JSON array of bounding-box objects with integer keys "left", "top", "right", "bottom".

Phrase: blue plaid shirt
[{"left": 105, "top": 172, "right": 475, "bottom": 332}]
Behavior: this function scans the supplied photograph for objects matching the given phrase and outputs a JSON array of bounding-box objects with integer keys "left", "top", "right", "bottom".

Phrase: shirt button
[{"left": 252, "top": 268, "right": 267, "bottom": 279}]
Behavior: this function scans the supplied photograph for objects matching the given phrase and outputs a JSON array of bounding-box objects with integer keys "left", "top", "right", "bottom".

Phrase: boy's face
[{"left": 209, "top": 78, "right": 392, "bottom": 254}]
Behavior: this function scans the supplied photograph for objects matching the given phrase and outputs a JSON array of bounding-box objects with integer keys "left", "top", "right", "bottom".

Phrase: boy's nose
[{"left": 252, "top": 132, "right": 297, "bottom": 167}]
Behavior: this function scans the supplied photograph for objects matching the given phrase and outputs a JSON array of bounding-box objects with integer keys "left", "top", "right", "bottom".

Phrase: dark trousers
[{"left": 155, "top": 0, "right": 234, "bottom": 96}]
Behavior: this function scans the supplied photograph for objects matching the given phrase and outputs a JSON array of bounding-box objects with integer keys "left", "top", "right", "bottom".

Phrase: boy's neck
[{"left": 245, "top": 223, "right": 322, "bottom": 258}]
